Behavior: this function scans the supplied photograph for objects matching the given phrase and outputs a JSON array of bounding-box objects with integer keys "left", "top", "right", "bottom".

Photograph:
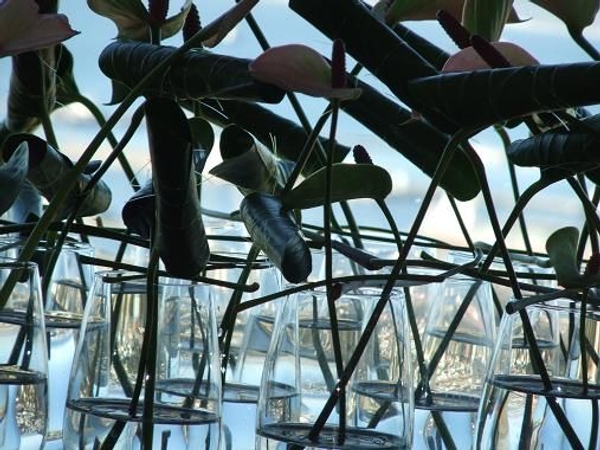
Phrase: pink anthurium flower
[
  {"left": 249, "top": 44, "right": 362, "bottom": 100},
  {"left": 441, "top": 41, "right": 539, "bottom": 72},
  {"left": 0, "top": 0, "right": 78, "bottom": 57}
]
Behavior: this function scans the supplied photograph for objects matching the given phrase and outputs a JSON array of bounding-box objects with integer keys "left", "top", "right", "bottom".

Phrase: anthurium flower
[
  {"left": 87, "top": 0, "right": 192, "bottom": 41},
  {"left": 441, "top": 41, "right": 538, "bottom": 72},
  {"left": 531, "top": 0, "right": 599, "bottom": 33},
  {"left": 0, "top": 0, "right": 78, "bottom": 57},
  {"left": 249, "top": 44, "right": 362, "bottom": 100}
]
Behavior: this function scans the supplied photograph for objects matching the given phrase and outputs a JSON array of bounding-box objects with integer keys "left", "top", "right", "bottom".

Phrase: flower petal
[
  {"left": 441, "top": 41, "right": 539, "bottom": 72},
  {"left": 0, "top": 0, "right": 78, "bottom": 57},
  {"left": 249, "top": 44, "right": 361, "bottom": 100}
]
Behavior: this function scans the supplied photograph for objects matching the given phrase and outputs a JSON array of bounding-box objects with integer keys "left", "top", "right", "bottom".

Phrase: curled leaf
[
  {"left": 146, "top": 97, "right": 210, "bottom": 277},
  {"left": 99, "top": 41, "right": 285, "bottom": 104},
  {"left": 209, "top": 125, "right": 294, "bottom": 195},
  {"left": 2, "top": 134, "right": 112, "bottom": 220},
  {"left": 0, "top": 142, "right": 29, "bottom": 216},
  {"left": 507, "top": 113, "right": 600, "bottom": 182},
  {"left": 240, "top": 192, "right": 311, "bottom": 283},
  {"left": 545, "top": 226, "right": 588, "bottom": 287}
]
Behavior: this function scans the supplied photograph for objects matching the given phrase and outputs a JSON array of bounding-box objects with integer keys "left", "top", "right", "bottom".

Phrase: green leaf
[
  {"left": 0, "top": 142, "right": 29, "bottom": 215},
  {"left": 188, "top": 117, "right": 215, "bottom": 152},
  {"left": 209, "top": 125, "right": 295, "bottom": 195},
  {"left": 281, "top": 163, "right": 393, "bottom": 210},
  {"left": 146, "top": 97, "right": 210, "bottom": 277},
  {"left": 201, "top": 99, "right": 351, "bottom": 175},
  {"left": 462, "top": 0, "right": 514, "bottom": 41},
  {"left": 507, "top": 113, "right": 600, "bottom": 183},
  {"left": 98, "top": 41, "right": 285, "bottom": 104},
  {"left": 240, "top": 192, "right": 312, "bottom": 283},
  {"left": 545, "top": 226, "right": 585, "bottom": 287},
  {"left": 1, "top": 134, "right": 112, "bottom": 220},
  {"left": 408, "top": 62, "right": 600, "bottom": 133}
]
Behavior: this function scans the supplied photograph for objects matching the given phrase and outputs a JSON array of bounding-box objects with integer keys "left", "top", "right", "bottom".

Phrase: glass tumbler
[
  {"left": 256, "top": 286, "right": 413, "bottom": 449},
  {"left": 63, "top": 270, "right": 221, "bottom": 449},
  {"left": 475, "top": 298, "right": 599, "bottom": 449},
  {"left": 0, "top": 257, "right": 48, "bottom": 450}
]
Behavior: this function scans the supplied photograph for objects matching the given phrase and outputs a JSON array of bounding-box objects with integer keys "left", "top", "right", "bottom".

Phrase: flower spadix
[
  {"left": 0, "top": 0, "right": 78, "bottom": 57},
  {"left": 442, "top": 41, "right": 538, "bottom": 72},
  {"left": 249, "top": 44, "right": 362, "bottom": 100}
]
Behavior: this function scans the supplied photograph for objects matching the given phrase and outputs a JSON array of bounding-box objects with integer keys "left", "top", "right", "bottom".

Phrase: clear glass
[
  {"left": 0, "top": 238, "right": 94, "bottom": 449},
  {"left": 256, "top": 286, "right": 413, "bottom": 449},
  {"left": 0, "top": 257, "right": 48, "bottom": 450},
  {"left": 63, "top": 271, "right": 221, "bottom": 449},
  {"left": 414, "top": 274, "right": 494, "bottom": 450},
  {"left": 474, "top": 299, "right": 600, "bottom": 449},
  {"left": 211, "top": 255, "right": 282, "bottom": 450}
]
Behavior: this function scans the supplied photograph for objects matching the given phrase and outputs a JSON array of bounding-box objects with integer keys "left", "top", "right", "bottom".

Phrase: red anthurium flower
[
  {"left": 0, "top": 0, "right": 78, "bottom": 57},
  {"left": 249, "top": 44, "right": 362, "bottom": 100},
  {"left": 441, "top": 41, "right": 538, "bottom": 72}
]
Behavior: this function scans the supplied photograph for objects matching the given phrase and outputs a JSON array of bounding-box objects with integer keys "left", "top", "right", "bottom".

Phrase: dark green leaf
[
  {"left": 121, "top": 179, "right": 154, "bottom": 239},
  {"left": 1, "top": 134, "right": 112, "bottom": 220},
  {"left": 507, "top": 113, "right": 600, "bottom": 182},
  {"left": 189, "top": 117, "right": 215, "bottom": 152},
  {"left": 545, "top": 226, "right": 589, "bottom": 287},
  {"left": 408, "top": 62, "right": 600, "bottom": 132},
  {"left": 146, "top": 97, "right": 210, "bottom": 277},
  {"left": 240, "top": 192, "right": 311, "bottom": 283},
  {"left": 3, "top": 47, "right": 57, "bottom": 136},
  {"left": 281, "top": 163, "right": 392, "bottom": 210},
  {"left": 201, "top": 99, "right": 351, "bottom": 175},
  {"left": 209, "top": 125, "right": 295, "bottom": 195},
  {"left": 99, "top": 41, "right": 285, "bottom": 104},
  {"left": 0, "top": 142, "right": 29, "bottom": 216}
]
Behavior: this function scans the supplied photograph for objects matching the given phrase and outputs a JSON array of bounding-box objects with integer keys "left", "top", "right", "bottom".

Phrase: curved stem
[{"left": 568, "top": 28, "right": 600, "bottom": 61}]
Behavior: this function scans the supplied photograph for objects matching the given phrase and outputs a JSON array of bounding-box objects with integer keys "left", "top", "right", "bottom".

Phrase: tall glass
[
  {"left": 0, "top": 257, "right": 48, "bottom": 450},
  {"left": 63, "top": 271, "right": 221, "bottom": 449},
  {"left": 474, "top": 299, "right": 599, "bottom": 449},
  {"left": 256, "top": 286, "right": 413, "bottom": 449},
  {"left": 414, "top": 274, "right": 495, "bottom": 449},
  {"left": 0, "top": 238, "right": 94, "bottom": 448}
]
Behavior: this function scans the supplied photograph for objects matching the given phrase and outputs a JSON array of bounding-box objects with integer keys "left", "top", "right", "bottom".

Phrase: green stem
[
  {"left": 309, "top": 99, "right": 346, "bottom": 444},
  {"left": 307, "top": 127, "right": 476, "bottom": 436},
  {"left": 568, "top": 28, "right": 600, "bottom": 61}
]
